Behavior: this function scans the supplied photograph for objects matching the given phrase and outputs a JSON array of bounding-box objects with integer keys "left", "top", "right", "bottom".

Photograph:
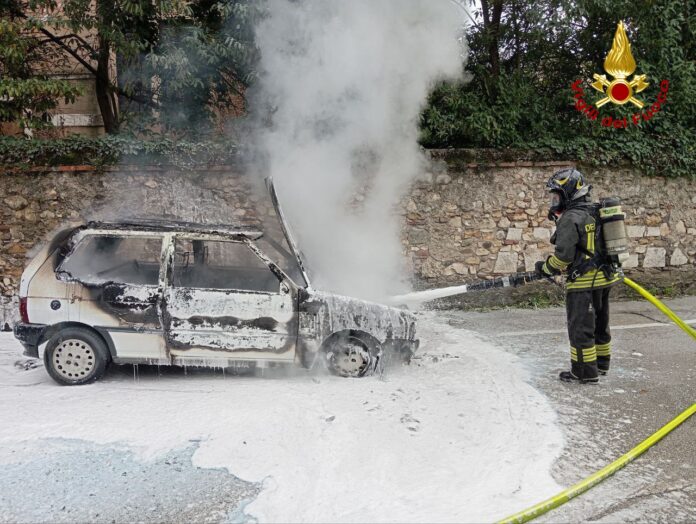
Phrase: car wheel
[
  {"left": 324, "top": 334, "right": 382, "bottom": 378},
  {"left": 44, "top": 327, "right": 110, "bottom": 386}
]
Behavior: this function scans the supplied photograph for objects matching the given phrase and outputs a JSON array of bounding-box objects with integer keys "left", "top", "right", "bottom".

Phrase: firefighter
[{"left": 535, "top": 168, "right": 622, "bottom": 383}]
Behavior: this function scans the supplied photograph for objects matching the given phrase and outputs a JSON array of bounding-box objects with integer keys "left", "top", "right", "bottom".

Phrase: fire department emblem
[{"left": 591, "top": 21, "right": 648, "bottom": 108}]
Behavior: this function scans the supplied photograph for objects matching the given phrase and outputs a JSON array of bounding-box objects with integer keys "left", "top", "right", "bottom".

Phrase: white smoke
[{"left": 253, "top": 0, "right": 466, "bottom": 300}]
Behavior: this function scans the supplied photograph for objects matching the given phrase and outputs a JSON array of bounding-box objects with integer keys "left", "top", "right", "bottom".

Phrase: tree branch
[
  {"left": 481, "top": 0, "right": 491, "bottom": 26},
  {"left": 449, "top": 0, "right": 480, "bottom": 28},
  {"left": 35, "top": 27, "right": 99, "bottom": 76},
  {"left": 220, "top": 73, "right": 245, "bottom": 98},
  {"left": 15, "top": 9, "right": 159, "bottom": 110},
  {"left": 36, "top": 33, "right": 77, "bottom": 45},
  {"left": 35, "top": 26, "right": 159, "bottom": 108}
]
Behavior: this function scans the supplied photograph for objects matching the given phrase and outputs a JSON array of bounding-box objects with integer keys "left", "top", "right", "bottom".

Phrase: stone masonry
[
  {"left": 2, "top": 153, "right": 696, "bottom": 326},
  {"left": 401, "top": 153, "right": 695, "bottom": 290}
]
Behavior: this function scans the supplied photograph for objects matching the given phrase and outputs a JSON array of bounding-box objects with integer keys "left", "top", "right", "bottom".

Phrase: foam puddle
[{"left": 0, "top": 313, "right": 563, "bottom": 522}]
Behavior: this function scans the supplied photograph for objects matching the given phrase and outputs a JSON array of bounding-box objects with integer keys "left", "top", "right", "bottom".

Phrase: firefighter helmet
[{"left": 546, "top": 168, "right": 591, "bottom": 220}]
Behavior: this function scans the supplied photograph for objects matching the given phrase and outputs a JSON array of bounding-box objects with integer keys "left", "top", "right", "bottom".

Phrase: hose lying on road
[
  {"left": 498, "top": 402, "right": 696, "bottom": 524},
  {"left": 499, "top": 277, "right": 696, "bottom": 523},
  {"left": 392, "top": 272, "right": 696, "bottom": 521},
  {"left": 623, "top": 277, "right": 696, "bottom": 342},
  {"left": 391, "top": 272, "right": 696, "bottom": 521}
]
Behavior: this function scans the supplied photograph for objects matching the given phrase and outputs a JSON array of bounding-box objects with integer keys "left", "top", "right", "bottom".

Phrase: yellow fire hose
[
  {"left": 623, "top": 277, "right": 696, "bottom": 342},
  {"left": 499, "top": 277, "right": 696, "bottom": 523},
  {"left": 498, "top": 403, "right": 696, "bottom": 523}
]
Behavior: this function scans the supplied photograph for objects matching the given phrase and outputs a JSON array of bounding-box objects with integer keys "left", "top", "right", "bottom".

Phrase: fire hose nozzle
[{"left": 388, "top": 270, "right": 547, "bottom": 307}]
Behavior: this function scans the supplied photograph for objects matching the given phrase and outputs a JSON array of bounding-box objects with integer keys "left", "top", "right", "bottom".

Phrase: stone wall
[
  {"left": 2, "top": 154, "right": 695, "bottom": 326},
  {"left": 403, "top": 151, "right": 696, "bottom": 289}
]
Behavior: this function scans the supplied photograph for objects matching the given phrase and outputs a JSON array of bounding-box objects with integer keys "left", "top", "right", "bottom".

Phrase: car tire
[
  {"left": 44, "top": 327, "right": 110, "bottom": 386},
  {"left": 324, "top": 334, "right": 382, "bottom": 378}
]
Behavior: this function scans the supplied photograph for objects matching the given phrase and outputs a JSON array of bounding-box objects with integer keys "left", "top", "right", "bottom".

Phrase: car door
[
  {"left": 161, "top": 235, "right": 298, "bottom": 363},
  {"left": 56, "top": 231, "right": 168, "bottom": 362}
]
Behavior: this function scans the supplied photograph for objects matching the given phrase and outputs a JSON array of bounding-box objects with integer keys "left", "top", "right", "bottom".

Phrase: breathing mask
[{"left": 548, "top": 191, "right": 565, "bottom": 221}]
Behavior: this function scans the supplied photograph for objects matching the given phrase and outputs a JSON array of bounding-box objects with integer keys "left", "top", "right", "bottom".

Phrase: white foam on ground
[{"left": 0, "top": 312, "right": 563, "bottom": 522}]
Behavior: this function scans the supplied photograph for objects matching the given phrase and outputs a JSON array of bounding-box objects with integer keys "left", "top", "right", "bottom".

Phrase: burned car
[{"left": 14, "top": 183, "right": 418, "bottom": 385}]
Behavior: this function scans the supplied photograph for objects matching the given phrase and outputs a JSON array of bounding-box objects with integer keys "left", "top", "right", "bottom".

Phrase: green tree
[
  {"left": 122, "top": 0, "right": 261, "bottom": 135},
  {"left": 0, "top": 7, "right": 81, "bottom": 135},
  {"left": 421, "top": 0, "right": 696, "bottom": 178},
  {"left": 3, "top": 0, "right": 260, "bottom": 135}
]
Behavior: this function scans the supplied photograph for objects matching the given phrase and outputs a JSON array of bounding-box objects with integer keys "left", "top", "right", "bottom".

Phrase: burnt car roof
[{"left": 78, "top": 219, "right": 263, "bottom": 239}]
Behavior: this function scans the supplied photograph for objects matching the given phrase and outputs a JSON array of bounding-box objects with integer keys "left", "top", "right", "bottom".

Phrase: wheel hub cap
[
  {"left": 53, "top": 339, "right": 95, "bottom": 380},
  {"left": 333, "top": 341, "right": 370, "bottom": 377}
]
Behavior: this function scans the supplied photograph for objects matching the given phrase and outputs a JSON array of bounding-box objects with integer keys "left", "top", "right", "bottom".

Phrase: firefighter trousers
[{"left": 566, "top": 287, "right": 612, "bottom": 380}]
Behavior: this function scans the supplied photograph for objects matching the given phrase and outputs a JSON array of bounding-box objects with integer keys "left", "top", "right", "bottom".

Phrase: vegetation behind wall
[{"left": 420, "top": 0, "right": 696, "bottom": 179}]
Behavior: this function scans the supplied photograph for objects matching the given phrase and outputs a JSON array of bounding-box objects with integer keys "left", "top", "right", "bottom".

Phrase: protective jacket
[{"left": 543, "top": 200, "right": 622, "bottom": 292}]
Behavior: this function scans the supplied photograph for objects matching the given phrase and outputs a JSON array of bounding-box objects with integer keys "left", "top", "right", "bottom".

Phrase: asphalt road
[
  {"left": 445, "top": 294, "right": 696, "bottom": 523},
  {"left": 0, "top": 440, "right": 259, "bottom": 523},
  {"left": 1, "top": 296, "right": 693, "bottom": 522}
]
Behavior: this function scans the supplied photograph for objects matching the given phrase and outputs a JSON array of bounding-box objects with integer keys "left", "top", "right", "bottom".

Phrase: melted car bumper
[{"left": 14, "top": 323, "right": 48, "bottom": 358}]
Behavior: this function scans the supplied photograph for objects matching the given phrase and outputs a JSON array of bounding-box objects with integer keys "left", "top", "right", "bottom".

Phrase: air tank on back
[{"left": 599, "top": 197, "right": 629, "bottom": 264}]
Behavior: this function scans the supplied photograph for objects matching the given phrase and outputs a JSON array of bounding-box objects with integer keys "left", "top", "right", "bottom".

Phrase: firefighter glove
[{"left": 535, "top": 257, "right": 561, "bottom": 277}]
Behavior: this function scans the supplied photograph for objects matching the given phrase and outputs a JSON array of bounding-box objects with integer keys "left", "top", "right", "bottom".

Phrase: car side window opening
[
  {"left": 254, "top": 236, "right": 306, "bottom": 287},
  {"left": 172, "top": 238, "right": 281, "bottom": 293},
  {"left": 60, "top": 235, "right": 162, "bottom": 286}
]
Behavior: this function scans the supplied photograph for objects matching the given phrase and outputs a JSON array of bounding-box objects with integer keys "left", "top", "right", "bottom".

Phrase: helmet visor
[{"left": 549, "top": 192, "right": 563, "bottom": 208}]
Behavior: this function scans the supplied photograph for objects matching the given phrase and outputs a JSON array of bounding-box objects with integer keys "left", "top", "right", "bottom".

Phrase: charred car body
[{"left": 14, "top": 181, "right": 419, "bottom": 385}]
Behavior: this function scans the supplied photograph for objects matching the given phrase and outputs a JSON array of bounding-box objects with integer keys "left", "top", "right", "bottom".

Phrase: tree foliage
[
  {"left": 421, "top": 0, "right": 696, "bottom": 178},
  {"left": 0, "top": 12, "right": 81, "bottom": 133},
  {"left": 1, "top": 0, "right": 260, "bottom": 135},
  {"left": 122, "top": 0, "right": 261, "bottom": 135},
  {"left": 0, "top": 134, "right": 237, "bottom": 167}
]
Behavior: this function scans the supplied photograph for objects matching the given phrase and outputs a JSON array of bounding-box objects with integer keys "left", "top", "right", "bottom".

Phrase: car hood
[
  {"left": 266, "top": 177, "right": 312, "bottom": 289},
  {"left": 302, "top": 288, "right": 417, "bottom": 342}
]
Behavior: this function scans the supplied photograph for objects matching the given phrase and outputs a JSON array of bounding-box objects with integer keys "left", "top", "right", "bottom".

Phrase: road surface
[{"left": 0, "top": 295, "right": 694, "bottom": 522}]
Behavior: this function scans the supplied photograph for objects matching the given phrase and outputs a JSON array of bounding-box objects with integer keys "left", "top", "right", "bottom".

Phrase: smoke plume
[{"left": 251, "top": 0, "right": 466, "bottom": 301}]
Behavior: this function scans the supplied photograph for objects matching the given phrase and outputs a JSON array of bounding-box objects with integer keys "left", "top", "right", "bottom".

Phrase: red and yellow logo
[
  {"left": 571, "top": 21, "right": 669, "bottom": 129},
  {"left": 590, "top": 21, "right": 648, "bottom": 108}
]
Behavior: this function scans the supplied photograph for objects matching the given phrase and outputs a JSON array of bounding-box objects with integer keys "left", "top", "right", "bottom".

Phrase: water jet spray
[{"left": 391, "top": 271, "right": 696, "bottom": 343}]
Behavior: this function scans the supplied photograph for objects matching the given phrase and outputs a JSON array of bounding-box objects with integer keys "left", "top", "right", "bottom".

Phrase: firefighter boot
[
  {"left": 560, "top": 346, "right": 599, "bottom": 383},
  {"left": 596, "top": 343, "right": 611, "bottom": 375}
]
